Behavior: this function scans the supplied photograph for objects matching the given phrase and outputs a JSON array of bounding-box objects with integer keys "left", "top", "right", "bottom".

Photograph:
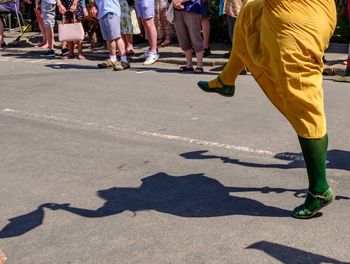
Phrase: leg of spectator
[
  {"left": 122, "top": 34, "right": 134, "bottom": 53},
  {"left": 77, "top": 40, "right": 84, "bottom": 59},
  {"left": 201, "top": 16, "right": 210, "bottom": 50},
  {"left": 0, "top": 19, "right": 5, "bottom": 46},
  {"left": 184, "top": 49, "right": 193, "bottom": 68},
  {"left": 45, "top": 25, "right": 54, "bottom": 50},
  {"left": 34, "top": 9, "right": 47, "bottom": 47},
  {"left": 116, "top": 37, "right": 126, "bottom": 56},
  {"left": 142, "top": 17, "right": 157, "bottom": 54}
]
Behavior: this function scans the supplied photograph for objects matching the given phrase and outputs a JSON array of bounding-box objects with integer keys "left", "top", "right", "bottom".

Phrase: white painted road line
[{"left": 0, "top": 107, "right": 303, "bottom": 161}]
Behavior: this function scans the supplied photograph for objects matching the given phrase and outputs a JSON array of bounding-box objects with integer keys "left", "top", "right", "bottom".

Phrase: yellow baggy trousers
[{"left": 218, "top": 0, "right": 337, "bottom": 138}]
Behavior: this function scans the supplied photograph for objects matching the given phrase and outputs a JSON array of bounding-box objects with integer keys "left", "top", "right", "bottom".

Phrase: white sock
[
  {"left": 120, "top": 55, "right": 128, "bottom": 63},
  {"left": 110, "top": 55, "right": 117, "bottom": 62}
]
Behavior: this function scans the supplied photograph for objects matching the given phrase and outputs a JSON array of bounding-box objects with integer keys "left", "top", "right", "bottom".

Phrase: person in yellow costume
[{"left": 197, "top": 0, "right": 337, "bottom": 219}]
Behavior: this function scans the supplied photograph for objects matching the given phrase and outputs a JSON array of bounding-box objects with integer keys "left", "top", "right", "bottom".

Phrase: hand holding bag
[{"left": 58, "top": 15, "right": 85, "bottom": 42}]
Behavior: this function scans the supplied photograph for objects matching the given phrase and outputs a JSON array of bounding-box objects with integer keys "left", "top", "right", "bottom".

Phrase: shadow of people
[
  {"left": 45, "top": 64, "right": 100, "bottom": 70},
  {"left": 247, "top": 241, "right": 350, "bottom": 264},
  {"left": 0, "top": 173, "right": 292, "bottom": 238},
  {"left": 181, "top": 150, "right": 304, "bottom": 169},
  {"left": 0, "top": 204, "right": 51, "bottom": 238},
  {"left": 180, "top": 151, "right": 350, "bottom": 202},
  {"left": 128, "top": 67, "right": 219, "bottom": 75},
  {"left": 181, "top": 149, "right": 350, "bottom": 171},
  {"left": 48, "top": 173, "right": 290, "bottom": 218}
]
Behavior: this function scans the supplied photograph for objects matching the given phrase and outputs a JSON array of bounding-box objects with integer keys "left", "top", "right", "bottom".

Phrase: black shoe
[
  {"left": 0, "top": 42, "right": 7, "bottom": 48},
  {"left": 61, "top": 48, "right": 69, "bottom": 56},
  {"left": 197, "top": 76, "right": 235, "bottom": 97},
  {"left": 203, "top": 48, "right": 211, "bottom": 57},
  {"left": 41, "top": 50, "right": 55, "bottom": 58}
]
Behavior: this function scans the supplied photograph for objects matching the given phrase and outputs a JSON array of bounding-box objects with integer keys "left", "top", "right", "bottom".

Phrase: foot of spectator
[
  {"left": 77, "top": 54, "right": 85, "bottom": 60},
  {"left": 37, "top": 42, "right": 48, "bottom": 49},
  {"left": 62, "top": 53, "right": 75, "bottom": 60}
]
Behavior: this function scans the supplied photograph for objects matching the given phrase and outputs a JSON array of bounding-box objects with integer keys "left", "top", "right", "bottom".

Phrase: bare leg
[
  {"left": 184, "top": 49, "right": 193, "bottom": 68},
  {"left": 67, "top": 41, "right": 74, "bottom": 56},
  {"left": 201, "top": 17, "right": 210, "bottom": 50},
  {"left": 45, "top": 26, "right": 54, "bottom": 50},
  {"left": 115, "top": 37, "right": 126, "bottom": 56},
  {"left": 195, "top": 50, "right": 204, "bottom": 69},
  {"left": 35, "top": 9, "right": 47, "bottom": 47},
  {"left": 142, "top": 17, "right": 157, "bottom": 54},
  {"left": 0, "top": 19, "right": 4, "bottom": 46},
  {"left": 107, "top": 40, "right": 116, "bottom": 56},
  {"left": 122, "top": 34, "right": 134, "bottom": 53},
  {"left": 77, "top": 40, "right": 84, "bottom": 58}
]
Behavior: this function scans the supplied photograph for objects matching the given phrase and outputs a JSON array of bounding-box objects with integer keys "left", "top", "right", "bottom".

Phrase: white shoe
[{"left": 143, "top": 51, "right": 159, "bottom": 65}]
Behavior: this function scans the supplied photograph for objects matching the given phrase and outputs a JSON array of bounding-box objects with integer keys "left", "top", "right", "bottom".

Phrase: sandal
[
  {"left": 178, "top": 66, "right": 194, "bottom": 72},
  {"left": 292, "top": 187, "right": 335, "bottom": 219},
  {"left": 197, "top": 76, "right": 235, "bottom": 97},
  {"left": 194, "top": 67, "right": 204, "bottom": 74}
]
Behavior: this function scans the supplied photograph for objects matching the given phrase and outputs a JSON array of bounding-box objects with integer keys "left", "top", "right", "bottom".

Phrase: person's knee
[{"left": 143, "top": 17, "right": 155, "bottom": 27}]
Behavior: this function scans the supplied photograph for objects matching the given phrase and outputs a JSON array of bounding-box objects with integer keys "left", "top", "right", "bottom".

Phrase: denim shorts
[
  {"left": 41, "top": 1, "right": 56, "bottom": 28},
  {"left": 135, "top": 0, "right": 154, "bottom": 19},
  {"left": 99, "top": 12, "right": 121, "bottom": 41}
]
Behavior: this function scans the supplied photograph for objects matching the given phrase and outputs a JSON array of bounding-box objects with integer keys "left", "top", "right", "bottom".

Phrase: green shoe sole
[
  {"left": 197, "top": 77, "right": 235, "bottom": 97},
  {"left": 292, "top": 187, "right": 335, "bottom": 219}
]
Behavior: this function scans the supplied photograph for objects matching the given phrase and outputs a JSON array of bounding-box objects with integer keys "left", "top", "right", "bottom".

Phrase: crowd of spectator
[{"left": 0, "top": 0, "right": 246, "bottom": 72}]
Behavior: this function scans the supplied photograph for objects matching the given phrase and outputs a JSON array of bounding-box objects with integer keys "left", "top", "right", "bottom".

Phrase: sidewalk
[{"left": 1, "top": 30, "right": 349, "bottom": 77}]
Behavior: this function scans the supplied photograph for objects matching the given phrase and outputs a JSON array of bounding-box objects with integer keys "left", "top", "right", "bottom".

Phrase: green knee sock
[{"left": 298, "top": 134, "right": 329, "bottom": 195}]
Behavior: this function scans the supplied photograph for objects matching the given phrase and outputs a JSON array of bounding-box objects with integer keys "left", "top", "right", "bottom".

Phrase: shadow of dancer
[
  {"left": 247, "top": 241, "right": 350, "bottom": 264},
  {"left": 0, "top": 203, "right": 53, "bottom": 239},
  {"left": 45, "top": 173, "right": 290, "bottom": 219},
  {"left": 181, "top": 149, "right": 350, "bottom": 171},
  {"left": 0, "top": 173, "right": 291, "bottom": 238}
]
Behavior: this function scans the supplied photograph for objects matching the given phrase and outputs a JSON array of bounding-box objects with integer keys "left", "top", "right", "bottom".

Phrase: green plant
[
  {"left": 208, "top": 0, "right": 230, "bottom": 42},
  {"left": 209, "top": 0, "right": 350, "bottom": 44},
  {"left": 331, "top": 0, "right": 350, "bottom": 43}
]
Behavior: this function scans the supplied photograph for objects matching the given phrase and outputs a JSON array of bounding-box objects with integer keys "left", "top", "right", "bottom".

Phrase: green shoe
[
  {"left": 292, "top": 187, "right": 335, "bottom": 219},
  {"left": 197, "top": 76, "right": 235, "bottom": 97}
]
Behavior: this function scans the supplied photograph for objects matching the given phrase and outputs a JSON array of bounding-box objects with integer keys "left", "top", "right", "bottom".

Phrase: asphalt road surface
[{"left": 1, "top": 52, "right": 350, "bottom": 264}]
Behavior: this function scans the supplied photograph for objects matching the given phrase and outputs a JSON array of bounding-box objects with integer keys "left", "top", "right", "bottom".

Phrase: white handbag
[{"left": 58, "top": 16, "right": 85, "bottom": 42}]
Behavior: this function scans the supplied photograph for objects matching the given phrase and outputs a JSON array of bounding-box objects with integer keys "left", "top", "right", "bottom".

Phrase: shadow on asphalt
[
  {"left": 45, "top": 63, "right": 100, "bottom": 70},
  {"left": 181, "top": 149, "right": 350, "bottom": 172},
  {"left": 128, "top": 66, "right": 219, "bottom": 75},
  {"left": 0, "top": 173, "right": 294, "bottom": 238},
  {"left": 246, "top": 241, "right": 350, "bottom": 264}
]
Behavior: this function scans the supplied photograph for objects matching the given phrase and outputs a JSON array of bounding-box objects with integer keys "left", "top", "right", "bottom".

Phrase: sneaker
[
  {"left": 113, "top": 61, "right": 130, "bottom": 71},
  {"left": 41, "top": 50, "right": 55, "bottom": 57},
  {"left": 97, "top": 59, "right": 118, "bottom": 68},
  {"left": 143, "top": 51, "right": 159, "bottom": 65},
  {"left": 61, "top": 48, "right": 69, "bottom": 56}
]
